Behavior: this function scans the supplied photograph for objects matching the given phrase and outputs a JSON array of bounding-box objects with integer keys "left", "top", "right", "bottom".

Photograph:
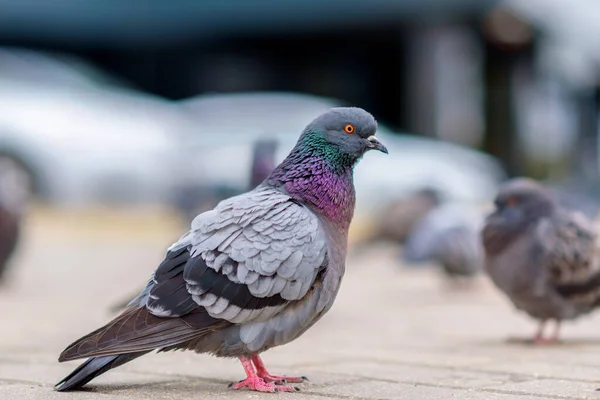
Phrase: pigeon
[
  {"left": 0, "top": 175, "right": 25, "bottom": 285},
  {"left": 369, "top": 188, "right": 441, "bottom": 245},
  {"left": 249, "top": 138, "right": 278, "bottom": 189},
  {"left": 482, "top": 177, "right": 600, "bottom": 343},
  {"left": 55, "top": 107, "right": 387, "bottom": 393},
  {"left": 173, "top": 138, "right": 279, "bottom": 223},
  {"left": 0, "top": 205, "right": 19, "bottom": 284},
  {"left": 403, "top": 203, "right": 484, "bottom": 278}
]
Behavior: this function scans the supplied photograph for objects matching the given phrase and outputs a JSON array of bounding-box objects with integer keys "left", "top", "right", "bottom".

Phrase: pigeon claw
[
  {"left": 531, "top": 337, "right": 561, "bottom": 345},
  {"left": 258, "top": 373, "right": 307, "bottom": 384},
  {"left": 229, "top": 376, "right": 297, "bottom": 393}
]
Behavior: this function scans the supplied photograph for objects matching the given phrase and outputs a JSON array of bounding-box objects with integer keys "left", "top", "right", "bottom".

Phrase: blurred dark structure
[
  {"left": 481, "top": 7, "right": 533, "bottom": 177},
  {"left": 2, "top": 0, "right": 599, "bottom": 184},
  {"left": 0, "top": 0, "right": 496, "bottom": 132}
]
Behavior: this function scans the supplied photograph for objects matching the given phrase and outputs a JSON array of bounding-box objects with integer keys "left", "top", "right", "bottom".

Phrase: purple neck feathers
[{"left": 267, "top": 145, "right": 356, "bottom": 231}]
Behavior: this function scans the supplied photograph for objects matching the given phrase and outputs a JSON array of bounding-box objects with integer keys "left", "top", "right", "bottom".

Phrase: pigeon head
[
  {"left": 301, "top": 107, "right": 387, "bottom": 160},
  {"left": 267, "top": 107, "right": 386, "bottom": 228},
  {"left": 492, "top": 178, "right": 555, "bottom": 223},
  {"left": 483, "top": 178, "right": 555, "bottom": 254}
]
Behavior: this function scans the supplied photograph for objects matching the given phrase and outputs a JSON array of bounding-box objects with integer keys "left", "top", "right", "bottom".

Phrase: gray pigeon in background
[
  {"left": 404, "top": 203, "right": 483, "bottom": 278},
  {"left": 368, "top": 187, "right": 441, "bottom": 244},
  {"left": 0, "top": 167, "right": 26, "bottom": 285},
  {"left": 249, "top": 138, "right": 278, "bottom": 188},
  {"left": 173, "top": 138, "right": 280, "bottom": 223},
  {"left": 0, "top": 205, "right": 19, "bottom": 284},
  {"left": 56, "top": 107, "right": 387, "bottom": 393},
  {"left": 482, "top": 177, "right": 600, "bottom": 343}
]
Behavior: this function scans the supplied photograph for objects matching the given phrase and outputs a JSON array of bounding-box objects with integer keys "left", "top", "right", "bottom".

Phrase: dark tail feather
[{"left": 55, "top": 351, "right": 149, "bottom": 392}]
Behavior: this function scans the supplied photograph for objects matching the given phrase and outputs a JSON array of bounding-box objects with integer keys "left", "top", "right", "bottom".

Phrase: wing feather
[
  {"left": 537, "top": 211, "right": 600, "bottom": 307},
  {"left": 176, "top": 187, "right": 327, "bottom": 323}
]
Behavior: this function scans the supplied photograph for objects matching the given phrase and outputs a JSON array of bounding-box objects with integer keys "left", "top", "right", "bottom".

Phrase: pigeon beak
[{"left": 366, "top": 136, "right": 388, "bottom": 154}]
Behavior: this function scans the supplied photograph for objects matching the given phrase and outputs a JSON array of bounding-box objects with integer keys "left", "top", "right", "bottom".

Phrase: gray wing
[
  {"left": 57, "top": 186, "right": 327, "bottom": 362},
  {"left": 59, "top": 187, "right": 328, "bottom": 361},
  {"left": 536, "top": 211, "right": 600, "bottom": 307},
  {"left": 153, "top": 186, "right": 328, "bottom": 324}
]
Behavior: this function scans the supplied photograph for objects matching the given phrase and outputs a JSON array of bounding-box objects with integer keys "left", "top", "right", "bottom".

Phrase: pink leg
[
  {"left": 532, "top": 320, "right": 560, "bottom": 345},
  {"left": 549, "top": 321, "right": 561, "bottom": 343},
  {"left": 229, "top": 356, "right": 298, "bottom": 392},
  {"left": 532, "top": 320, "right": 546, "bottom": 343},
  {"left": 251, "top": 354, "right": 308, "bottom": 384}
]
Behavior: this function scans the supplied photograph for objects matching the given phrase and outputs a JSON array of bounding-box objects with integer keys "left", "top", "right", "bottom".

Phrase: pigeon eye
[
  {"left": 344, "top": 124, "right": 355, "bottom": 134},
  {"left": 506, "top": 197, "right": 518, "bottom": 207}
]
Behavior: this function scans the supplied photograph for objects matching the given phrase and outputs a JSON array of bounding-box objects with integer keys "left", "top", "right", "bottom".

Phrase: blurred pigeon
[
  {"left": 403, "top": 203, "right": 484, "bottom": 278},
  {"left": 369, "top": 188, "right": 441, "bottom": 244},
  {"left": 55, "top": 107, "right": 387, "bottom": 393},
  {"left": 482, "top": 177, "right": 600, "bottom": 343},
  {"left": 249, "top": 138, "right": 278, "bottom": 188},
  {"left": 173, "top": 184, "right": 239, "bottom": 223},
  {"left": 0, "top": 206, "right": 19, "bottom": 284},
  {"left": 173, "top": 138, "right": 279, "bottom": 223},
  {"left": 0, "top": 170, "right": 26, "bottom": 285}
]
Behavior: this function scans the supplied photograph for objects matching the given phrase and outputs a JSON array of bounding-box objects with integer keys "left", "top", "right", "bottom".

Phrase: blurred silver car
[
  {"left": 0, "top": 48, "right": 191, "bottom": 207},
  {"left": 178, "top": 92, "right": 507, "bottom": 217}
]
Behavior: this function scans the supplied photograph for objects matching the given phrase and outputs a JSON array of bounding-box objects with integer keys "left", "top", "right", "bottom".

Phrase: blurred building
[
  {"left": 504, "top": 0, "right": 600, "bottom": 187},
  {"left": 1, "top": 0, "right": 599, "bottom": 186},
  {"left": 0, "top": 1, "right": 495, "bottom": 134}
]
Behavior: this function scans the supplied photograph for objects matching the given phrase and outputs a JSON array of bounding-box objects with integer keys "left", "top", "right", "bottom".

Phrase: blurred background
[{"left": 0, "top": 0, "right": 600, "bottom": 286}]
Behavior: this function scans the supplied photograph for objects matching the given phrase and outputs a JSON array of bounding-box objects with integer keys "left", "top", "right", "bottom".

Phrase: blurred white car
[
  {"left": 178, "top": 92, "right": 507, "bottom": 217},
  {"left": 0, "top": 48, "right": 192, "bottom": 207}
]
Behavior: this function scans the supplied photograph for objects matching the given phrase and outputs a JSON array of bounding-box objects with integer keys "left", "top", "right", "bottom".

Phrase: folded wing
[
  {"left": 536, "top": 211, "right": 600, "bottom": 308},
  {"left": 59, "top": 187, "right": 328, "bottom": 361}
]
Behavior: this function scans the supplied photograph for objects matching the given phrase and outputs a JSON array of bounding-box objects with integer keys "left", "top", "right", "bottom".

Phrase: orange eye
[
  {"left": 506, "top": 197, "right": 517, "bottom": 207},
  {"left": 344, "top": 124, "right": 355, "bottom": 134}
]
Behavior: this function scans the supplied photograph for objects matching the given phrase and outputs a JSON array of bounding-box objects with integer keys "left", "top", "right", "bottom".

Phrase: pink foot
[
  {"left": 229, "top": 376, "right": 298, "bottom": 393},
  {"left": 532, "top": 336, "right": 560, "bottom": 345},
  {"left": 530, "top": 320, "right": 561, "bottom": 345},
  {"left": 251, "top": 354, "right": 309, "bottom": 384},
  {"left": 257, "top": 372, "right": 308, "bottom": 384}
]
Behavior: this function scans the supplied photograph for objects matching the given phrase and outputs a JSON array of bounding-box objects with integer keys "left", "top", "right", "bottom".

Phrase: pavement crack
[
  {"left": 0, "top": 378, "right": 46, "bottom": 387},
  {"left": 296, "top": 390, "right": 386, "bottom": 400}
]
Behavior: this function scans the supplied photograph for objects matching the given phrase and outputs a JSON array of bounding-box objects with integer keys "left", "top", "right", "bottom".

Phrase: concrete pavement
[{"left": 1, "top": 208, "right": 600, "bottom": 399}]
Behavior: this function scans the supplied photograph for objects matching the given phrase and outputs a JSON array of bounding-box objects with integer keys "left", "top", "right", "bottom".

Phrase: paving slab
[{"left": 2, "top": 208, "right": 600, "bottom": 399}]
